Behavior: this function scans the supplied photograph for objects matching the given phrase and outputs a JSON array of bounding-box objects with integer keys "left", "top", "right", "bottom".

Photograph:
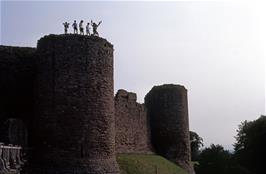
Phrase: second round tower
[{"left": 145, "top": 84, "right": 193, "bottom": 174}]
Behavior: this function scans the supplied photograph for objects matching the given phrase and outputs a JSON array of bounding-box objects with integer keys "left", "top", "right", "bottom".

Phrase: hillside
[{"left": 117, "top": 154, "right": 189, "bottom": 174}]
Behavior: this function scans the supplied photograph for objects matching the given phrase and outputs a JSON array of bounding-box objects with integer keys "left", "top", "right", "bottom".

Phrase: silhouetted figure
[
  {"left": 91, "top": 20, "right": 102, "bottom": 36},
  {"left": 79, "top": 20, "right": 84, "bottom": 35},
  {"left": 72, "top": 20, "right": 78, "bottom": 34},
  {"left": 62, "top": 22, "right": 70, "bottom": 34},
  {"left": 86, "top": 23, "right": 91, "bottom": 36}
]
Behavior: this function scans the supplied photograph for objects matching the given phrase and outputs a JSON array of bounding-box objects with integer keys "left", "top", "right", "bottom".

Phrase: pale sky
[{"left": 1, "top": 0, "right": 265, "bottom": 150}]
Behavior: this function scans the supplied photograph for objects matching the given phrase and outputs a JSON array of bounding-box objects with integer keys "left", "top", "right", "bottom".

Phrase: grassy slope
[{"left": 117, "top": 154, "right": 189, "bottom": 174}]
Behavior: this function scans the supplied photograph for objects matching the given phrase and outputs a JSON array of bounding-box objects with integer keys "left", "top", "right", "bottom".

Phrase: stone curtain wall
[
  {"left": 31, "top": 35, "right": 120, "bottom": 174},
  {"left": 115, "top": 89, "right": 153, "bottom": 154},
  {"left": 145, "top": 84, "right": 194, "bottom": 174},
  {"left": 0, "top": 46, "right": 36, "bottom": 147}
]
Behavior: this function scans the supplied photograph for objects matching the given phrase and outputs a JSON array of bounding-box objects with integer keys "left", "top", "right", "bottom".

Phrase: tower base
[{"left": 27, "top": 158, "right": 120, "bottom": 174}]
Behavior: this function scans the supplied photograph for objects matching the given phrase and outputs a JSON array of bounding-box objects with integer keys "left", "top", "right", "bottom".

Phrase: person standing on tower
[
  {"left": 63, "top": 22, "right": 70, "bottom": 34},
  {"left": 72, "top": 20, "right": 78, "bottom": 34},
  {"left": 79, "top": 20, "right": 84, "bottom": 35},
  {"left": 86, "top": 22, "right": 91, "bottom": 36},
  {"left": 91, "top": 20, "right": 102, "bottom": 36}
]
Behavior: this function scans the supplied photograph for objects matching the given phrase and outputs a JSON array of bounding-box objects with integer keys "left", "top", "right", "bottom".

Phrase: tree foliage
[
  {"left": 193, "top": 115, "right": 266, "bottom": 174},
  {"left": 189, "top": 131, "right": 203, "bottom": 161},
  {"left": 234, "top": 116, "right": 266, "bottom": 174},
  {"left": 195, "top": 144, "right": 232, "bottom": 174}
]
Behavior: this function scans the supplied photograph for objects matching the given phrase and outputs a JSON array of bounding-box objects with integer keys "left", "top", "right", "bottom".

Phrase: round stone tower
[
  {"left": 31, "top": 34, "right": 120, "bottom": 174},
  {"left": 145, "top": 84, "right": 194, "bottom": 174}
]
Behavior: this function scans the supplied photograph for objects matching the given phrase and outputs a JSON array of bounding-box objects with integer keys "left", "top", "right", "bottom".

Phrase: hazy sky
[{"left": 1, "top": 1, "right": 265, "bottom": 150}]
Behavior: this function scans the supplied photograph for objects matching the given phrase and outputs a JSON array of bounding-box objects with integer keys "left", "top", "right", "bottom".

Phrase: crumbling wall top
[{"left": 115, "top": 89, "right": 137, "bottom": 102}]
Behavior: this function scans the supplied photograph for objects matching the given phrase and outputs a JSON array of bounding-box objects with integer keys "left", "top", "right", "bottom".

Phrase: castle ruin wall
[
  {"left": 115, "top": 89, "right": 153, "bottom": 154},
  {"left": 0, "top": 37, "right": 194, "bottom": 174},
  {"left": 0, "top": 46, "right": 36, "bottom": 147}
]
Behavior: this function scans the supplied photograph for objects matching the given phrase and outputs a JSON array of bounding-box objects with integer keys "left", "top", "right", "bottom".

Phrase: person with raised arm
[
  {"left": 62, "top": 22, "right": 70, "bottom": 34},
  {"left": 91, "top": 20, "right": 102, "bottom": 36}
]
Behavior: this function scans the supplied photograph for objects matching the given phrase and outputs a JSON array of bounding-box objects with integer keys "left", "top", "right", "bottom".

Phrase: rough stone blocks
[
  {"left": 145, "top": 84, "right": 194, "bottom": 174},
  {"left": 31, "top": 34, "right": 120, "bottom": 174},
  {"left": 115, "top": 89, "right": 153, "bottom": 154}
]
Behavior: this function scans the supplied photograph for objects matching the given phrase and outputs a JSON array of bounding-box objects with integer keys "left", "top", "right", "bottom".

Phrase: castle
[{"left": 0, "top": 34, "right": 194, "bottom": 174}]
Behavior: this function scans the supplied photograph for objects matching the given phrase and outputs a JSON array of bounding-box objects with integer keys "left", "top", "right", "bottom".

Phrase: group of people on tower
[{"left": 63, "top": 20, "right": 102, "bottom": 36}]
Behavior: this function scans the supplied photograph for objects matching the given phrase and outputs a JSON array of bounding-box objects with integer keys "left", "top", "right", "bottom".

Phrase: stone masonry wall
[
  {"left": 0, "top": 37, "right": 194, "bottom": 174},
  {"left": 31, "top": 34, "right": 119, "bottom": 174},
  {"left": 115, "top": 89, "right": 153, "bottom": 154},
  {"left": 145, "top": 84, "right": 194, "bottom": 174},
  {"left": 0, "top": 46, "right": 36, "bottom": 147}
]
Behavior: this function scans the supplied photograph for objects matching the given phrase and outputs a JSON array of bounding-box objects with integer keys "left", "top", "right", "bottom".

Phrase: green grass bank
[{"left": 117, "top": 154, "right": 189, "bottom": 174}]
